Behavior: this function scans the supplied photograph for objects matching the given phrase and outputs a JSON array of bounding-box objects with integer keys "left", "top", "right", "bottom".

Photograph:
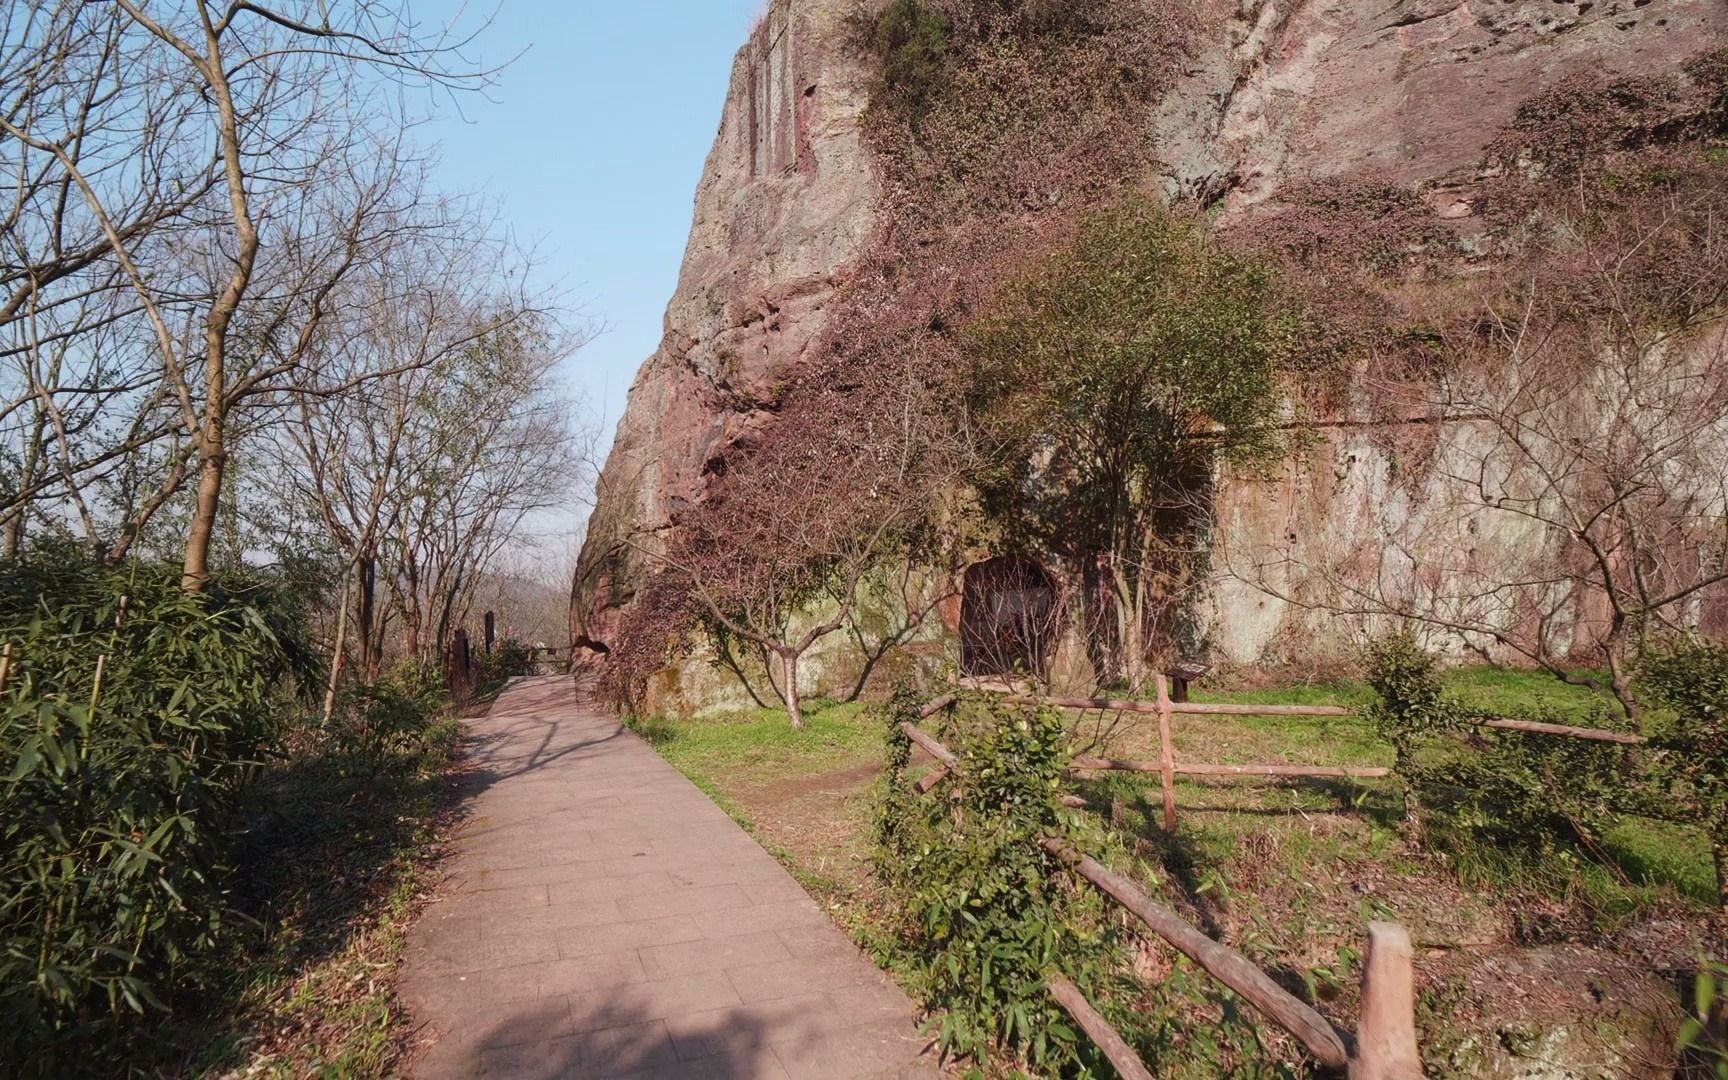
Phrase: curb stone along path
[{"left": 402, "top": 676, "right": 937, "bottom": 1079}]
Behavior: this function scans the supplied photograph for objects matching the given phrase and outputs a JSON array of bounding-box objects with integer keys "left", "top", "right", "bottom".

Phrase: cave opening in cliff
[{"left": 960, "top": 557, "right": 1060, "bottom": 680}]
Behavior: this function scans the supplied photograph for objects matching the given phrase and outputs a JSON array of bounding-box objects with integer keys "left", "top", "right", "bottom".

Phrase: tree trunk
[
  {"left": 781, "top": 650, "right": 805, "bottom": 731},
  {"left": 1715, "top": 833, "right": 1727, "bottom": 914},
  {"left": 357, "top": 549, "right": 380, "bottom": 680},
  {"left": 181, "top": 428, "right": 225, "bottom": 592},
  {"left": 322, "top": 568, "right": 353, "bottom": 725}
]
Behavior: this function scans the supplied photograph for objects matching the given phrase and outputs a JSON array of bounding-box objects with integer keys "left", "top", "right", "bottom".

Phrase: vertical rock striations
[
  {"left": 574, "top": 0, "right": 1727, "bottom": 675},
  {"left": 573, "top": 0, "right": 875, "bottom": 651}
]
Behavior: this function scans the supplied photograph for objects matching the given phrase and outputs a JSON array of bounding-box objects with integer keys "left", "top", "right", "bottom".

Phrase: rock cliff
[
  {"left": 573, "top": 0, "right": 876, "bottom": 651},
  {"left": 574, "top": 0, "right": 1727, "bottom": 676}
]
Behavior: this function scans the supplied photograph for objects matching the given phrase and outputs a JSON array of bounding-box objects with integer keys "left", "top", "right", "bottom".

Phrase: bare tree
[
  {"left": 624, "top": 346, "right": 961, "bottom": 730},
  {"left": 0, "top": 1, "right": 497, "bottom": 589}
]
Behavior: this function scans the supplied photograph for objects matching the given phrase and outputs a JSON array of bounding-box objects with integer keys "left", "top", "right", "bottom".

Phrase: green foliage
[
  {"left": 967, "top": 197, "right": 1310, "bottom": 680},
  {"left": 473, "top": 637, "right": 534, "bottom": 693},
  {"left": 872, "top": 0, "right": 952, "bottom": 110},
  {"left": 874, "top": 686, "right": 1130, "bottom": 1073},
  {"left": 327, "top": 659, "right": 445, "bottom": 764},
  {"left": 1681, "top": 955, "right": 1728, "bottom": 1079},
  {"left": 1641, "top": 639, "right": 1728, "bottom": 906},
  {"left": 0, "top": 551, "right": 318, "bottom": 1066},
  {"left": 969, "top": 199, "right": 1306, "bottom": 513},
  {"left": 1364, "top": 633, "right": 1463, "bottom": 760},
  {"left": 1365, "top": 633, "right": 1727, "bottom": 918}
]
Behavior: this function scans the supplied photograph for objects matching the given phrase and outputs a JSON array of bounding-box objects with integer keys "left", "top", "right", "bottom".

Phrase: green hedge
[{"left": 0, "top": 554, "right": 317, "bottom": 1064}]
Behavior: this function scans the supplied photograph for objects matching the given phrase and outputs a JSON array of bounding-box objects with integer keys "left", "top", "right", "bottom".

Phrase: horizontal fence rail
[
  {"left": 909, "top": 681, "right": 1653, "bottom": 1075},
  {"left": 974, "top": 678, "right": 1646, "bottom": 829},
  {"left": 1070, "top": 757, "right": 1393, "bottom": 779},
  {"left": 902, "top": 703, "right": 1417, "bottom": 1078},
  {"left": 1045, "top": 976, "right": 1155, "bottom": 1080},
  {"left": 1040, "top": 837, "right": 1351, "bottom": 1069}
]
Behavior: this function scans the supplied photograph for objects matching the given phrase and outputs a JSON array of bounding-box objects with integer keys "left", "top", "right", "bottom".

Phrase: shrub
[
  {"left": 1641, "top": 639, "right": 1728, "bottom": 909},
  {"left": 0, "top": 552, "right": 317, "bottom": 1066},
  {"left": 871, "top": 0, "right": 951, "bottom": 110},
  {"left": 327, "top": 659, "right": 445, "bottom": 765},
  {"left": 874, "top": 686, "right": 1133, "bottom": 1072},
  {"left": 1369, "top": 633, "right": 1728, "bottom": 919}
]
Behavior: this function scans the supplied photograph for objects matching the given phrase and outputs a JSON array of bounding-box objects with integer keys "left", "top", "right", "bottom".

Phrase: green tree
[{"left": 966, "top": 198, "right": 1308, "bottom": 688}]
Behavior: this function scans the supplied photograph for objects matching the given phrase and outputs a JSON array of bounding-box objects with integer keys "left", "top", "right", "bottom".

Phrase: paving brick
[
  {"left": 639, "top": 929, "right": 792, "bottom": 980},
  {"left": 724, "top": 954, "right": 882, "bottom": 1005},
  {"left": 508, "top": 949, "right": 648, "bottom": 998},
  {"left": 609, "top": 1052, "right": 791, "bottom": 1079},
  {"left": 689, "top": 899, "right": 831, "bottom": 939},
  {"left": 663, "top": 996, "right": 847, "bottom": 1061},
  {"left": 567, "top": 972, "right": 743, "bottom": 1032},
  {"left": 412, "top": 920, "right": 560, "bottom": 975},
  {"left": 625, "top": 882, "right": 755, "bottom": 920},
  {"left": 401, "top": 677, "right": 931, "bottom": 1079},
  {"left": 767, "top": 1022, "right": 931, "bottom": 1080},
  {"left": 772, "top": 923, "right": 864, "bottom": 961},
  {"left": 557, "top": 914, "right": 702, "bottom": 959}
]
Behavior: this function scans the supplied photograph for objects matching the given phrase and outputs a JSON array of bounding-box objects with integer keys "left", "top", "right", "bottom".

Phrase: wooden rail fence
[
  {"left": 900, "top": 700, "right": 1425, "bottom": 1079},
  {"left": 978, "top": 676, "right": 1643, "bottom": 831}
]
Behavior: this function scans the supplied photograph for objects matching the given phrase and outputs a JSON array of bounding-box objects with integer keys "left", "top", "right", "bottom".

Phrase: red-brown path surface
[{"left": 402, "top": 676, "right": 936, "bottom": 1079}]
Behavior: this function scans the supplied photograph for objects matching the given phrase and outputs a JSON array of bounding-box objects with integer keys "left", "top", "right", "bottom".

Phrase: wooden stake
[
  {"left": 1047, "top": 976, "right": 1154, "bottom": 1080},
  {"left": 1043, "top": 837, "right": 1351, "bottom": 1069},
  {"left": 0, "top": 642, "right": 12, "bottom": 694},
  {"left": 1156, "top": 674, "right": 1177, "bottom": 832},
  {"left": 1351, "top": 922, "right": 1423, "bottom": 1080}
]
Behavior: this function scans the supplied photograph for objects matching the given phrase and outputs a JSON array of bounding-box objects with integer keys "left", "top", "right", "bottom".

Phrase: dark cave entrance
[{"left": 960, "top": 557, "right": 1059, "bottom": 679}]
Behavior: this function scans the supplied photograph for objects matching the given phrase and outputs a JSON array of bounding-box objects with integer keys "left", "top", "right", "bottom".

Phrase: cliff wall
[{"left": 574, "top": 0, "right": 1728, "bottom": 691}]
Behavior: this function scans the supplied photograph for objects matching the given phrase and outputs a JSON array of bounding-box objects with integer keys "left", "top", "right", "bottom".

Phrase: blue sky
[{"left": 419, "top": 1, "right": 764, "bottom": 486}]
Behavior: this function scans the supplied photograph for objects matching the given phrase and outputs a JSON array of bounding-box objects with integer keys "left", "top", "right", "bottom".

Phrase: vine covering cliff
[{"left": 573, "top": 0, "right": 1728, "bottom": 695}]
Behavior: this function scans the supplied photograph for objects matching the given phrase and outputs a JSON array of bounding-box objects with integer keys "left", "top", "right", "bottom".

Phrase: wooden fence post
[
  {"left": 1156, "top": 673, "right": 1177, "bottom": 832},
  {"left": 0, "top": 642, "right": 12, "bottom": 694},
  {"left": 1351, "top": 921, "right": 1423, "bottom": 1080},
  {"left": 484, "top": 610, "right": 496, "bottom": 654}
]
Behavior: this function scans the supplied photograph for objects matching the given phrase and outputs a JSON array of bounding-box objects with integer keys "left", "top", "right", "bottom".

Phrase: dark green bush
[
  {"left": 874, "top": 686, "right": 1133, "bottom": 1072},
  {"left": 871, "top": 0, "right": 952, "bottom": 110},
  {"left": 328, "top": 659, "right": 444, "bottom": 764},
  {"left": 480, "top": 637, "right": 534, "bottom": 688},
  {"left": 0, "top": 553, "right": 317, "bottom": 1066},
  {"left": 1366, "top": 634, "right": 1728, "bottom": 920}
]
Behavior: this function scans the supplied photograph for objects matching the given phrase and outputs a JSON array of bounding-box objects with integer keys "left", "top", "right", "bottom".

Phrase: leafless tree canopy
[{"left": 2, "top": 1, "right": 591, "bottom": 689}]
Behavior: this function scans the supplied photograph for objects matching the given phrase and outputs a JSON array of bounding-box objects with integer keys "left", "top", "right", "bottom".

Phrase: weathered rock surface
[
  {"left": 573, "top": 0, "right": 876, "bottom": 648},
  {"left": 1155, "top": 0, "right": 1720, "bottom": 218},
  {"left": 574, "top": 0, "right": 1727, "bottom": 671}
]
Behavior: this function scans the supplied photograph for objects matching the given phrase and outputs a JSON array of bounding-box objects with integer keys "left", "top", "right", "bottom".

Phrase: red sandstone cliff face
[
  {"left": 572, "top": 0, "right": 876, "bottom": 650},
  {"left": 573, "top": 0, "right": 1727, "bottom": 661}
]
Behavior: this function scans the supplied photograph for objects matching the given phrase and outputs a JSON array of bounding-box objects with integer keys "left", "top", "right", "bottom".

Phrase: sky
[{"left": 415, "top": 1, "right": 765, "bottom": 540}]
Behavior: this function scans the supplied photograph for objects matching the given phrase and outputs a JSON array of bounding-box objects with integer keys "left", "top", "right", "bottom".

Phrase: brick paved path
[{"left": 402, "top": 676, "right": 935, "bottom": 1079}]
